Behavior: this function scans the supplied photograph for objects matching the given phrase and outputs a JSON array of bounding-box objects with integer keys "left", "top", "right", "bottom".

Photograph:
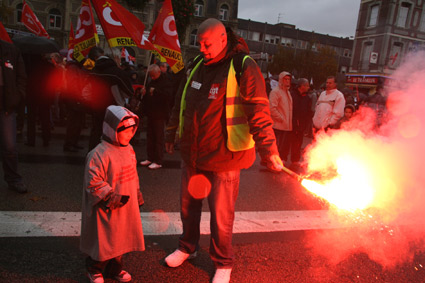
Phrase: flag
[
  {"left": 121, "top": 47, "right": 135, "bottom": 65},
  {"left": 148, "top": 0, "right": 184, "bottom": 73},
  {"left": 0, "top": 22, "right": 12, "bottom": 43},
  {"left": 73, "top": 0, "right": 99, "bottom": 62},
  {"left": 67, "top": 23, "right": 75, "bottom": 61},
  {"left": 21, "top": 1, "right": 50, "bottom": 38},
  {"left": 91, "top": 0, "right": 155, "bottom": 50}
]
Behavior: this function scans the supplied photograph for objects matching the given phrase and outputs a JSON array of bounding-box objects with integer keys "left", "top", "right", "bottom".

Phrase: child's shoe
[
  {"left": 87, "top": 272, "right": 104, "bottom": 283},
  {"left": 114, "top": 270, "right": 132, "bottom": 282}
]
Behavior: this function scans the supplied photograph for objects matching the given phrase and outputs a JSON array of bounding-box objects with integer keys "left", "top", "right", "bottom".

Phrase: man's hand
[
  {"left": 268, "top": 154, "right": 284, "bottom": 172},
  {"left": 165, "top": 142, "right": 174, "bottom": 154}
]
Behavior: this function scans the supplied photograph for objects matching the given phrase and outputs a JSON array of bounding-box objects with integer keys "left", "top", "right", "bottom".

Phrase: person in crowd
[
  {"left": 80, "top": 105, "right": 144, "bottom": 283},
  {"left": 286, "top": 78, "right": 312, "bottom": 171},
  {"left": 264, "top": 77, "right": 272, "bottom": 97},
  {"left": 334, "top": 104, "right": 356, "bottom": 129},
  {"left": 86, "top": 47, "right": 134, "bottom": 151},
  {"left": 0, "top": 39, "right": 27, "bottom": 193},
  {"left": 139, "top": 64, "right": 172, "bottom": 170},
  {"left": 269, "top": 71, "right": 293, "bottom": 164},
  {"left": 163, "top": 18, "right": 283, "bottom": 283},
  {"left": 312, "top": 76, "right": 345, "bottom": 131},
  {"left": 25, "top": 53, "right": 56, "bottom": 147},
  {"left": 62, "top": 59, "right": 87, "bottom": 152}
]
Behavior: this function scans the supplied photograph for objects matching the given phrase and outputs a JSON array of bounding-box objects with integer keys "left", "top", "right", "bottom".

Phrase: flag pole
[{"left": 143, "top": 52, "right": 153, "bottom": 88}]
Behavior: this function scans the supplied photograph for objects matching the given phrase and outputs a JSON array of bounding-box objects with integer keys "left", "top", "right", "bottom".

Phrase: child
[{"left": 80, "top": 105, "right": 144, "bottom": 283}]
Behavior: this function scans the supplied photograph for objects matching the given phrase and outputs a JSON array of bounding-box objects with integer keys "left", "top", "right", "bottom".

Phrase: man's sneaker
[
  {"left": 212, "top": 268, "right": 232, "bottom": 283},
  {"left": 87, "top": 272, "right": 104, "bottom": 283},
  {"left": 148, "top": 162, "right": 162, "bottom": 170},
  {"left": 139, "top": 160, "right": 152, "bottom": 166},
  {"left": 165, "top": 249, "right": 197, "bottom": 267},
  {"left": 114, "top": 270, "right": 132, "bottom": 282}
]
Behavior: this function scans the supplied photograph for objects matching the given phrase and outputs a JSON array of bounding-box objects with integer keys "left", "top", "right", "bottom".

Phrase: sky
[{"left": 238, "top": 0, "right": 361, "bottom": 38}]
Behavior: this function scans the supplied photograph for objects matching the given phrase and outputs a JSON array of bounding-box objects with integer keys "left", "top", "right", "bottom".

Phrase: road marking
[{"left": 0, "top": 210, "right": 348, "bottom": 237}]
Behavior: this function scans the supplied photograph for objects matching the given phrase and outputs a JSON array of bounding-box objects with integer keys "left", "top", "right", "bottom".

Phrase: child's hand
[{"left": 105, "top": 192, "right": 128, "bottom": 210}]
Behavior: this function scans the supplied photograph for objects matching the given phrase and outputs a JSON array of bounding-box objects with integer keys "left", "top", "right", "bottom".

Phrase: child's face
[
  {"left": 344, "top": 108, "right": 353, "bottom": 119},
  {"left": 117, "top": 127, "right": 134, "bottom": 146}
]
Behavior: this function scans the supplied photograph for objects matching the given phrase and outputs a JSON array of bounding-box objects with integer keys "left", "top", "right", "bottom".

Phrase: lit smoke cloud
[{"left": 302, "top": 51, "right": 425, "bottom": 268}]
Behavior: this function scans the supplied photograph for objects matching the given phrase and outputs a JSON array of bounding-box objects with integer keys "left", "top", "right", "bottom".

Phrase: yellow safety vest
[{"left": 179, "top": 56, "right": 255, "bottom": 152}]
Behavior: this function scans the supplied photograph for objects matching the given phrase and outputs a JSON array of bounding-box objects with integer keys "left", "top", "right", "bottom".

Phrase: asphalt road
[{"left": 0, "top": 126, "right": 424, "bottom": 282}]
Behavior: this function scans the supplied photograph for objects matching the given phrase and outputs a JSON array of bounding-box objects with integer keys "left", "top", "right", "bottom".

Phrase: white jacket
[{"left": 312, "top": 89, "right": 345, "bottom": 129}]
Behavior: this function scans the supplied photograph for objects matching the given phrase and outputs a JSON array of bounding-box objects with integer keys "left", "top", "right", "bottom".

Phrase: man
[
  {"left": 312, "top": 76, "right": 345, "bottom": 130},
  {"left": 0, "top": 39, "right": 27, "bottom": 193},
  {"left": 164, "top": 18, "right": 283, "bottom": 283},
  {"left": 139, "top": 64, "right": 172, "bottom": 169},
  {"left": 86, "top": 47, "right": 134, "bottom": 151},
  {"left": 269, "top": 71, "right": 293, "bottom": 163},
  {"left": 287, "top": 78, "right": 312, "bottom": 171}
]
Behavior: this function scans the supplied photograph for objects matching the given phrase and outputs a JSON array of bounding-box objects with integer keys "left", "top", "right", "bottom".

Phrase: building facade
[
  {"left": 348, "top": 0, "right": 425, "bottom": 90},
  {"left": 235, "top": 19, "right": 353, "bottom": 75}
]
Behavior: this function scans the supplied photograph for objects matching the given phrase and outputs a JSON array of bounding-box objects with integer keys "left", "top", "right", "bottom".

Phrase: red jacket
[{"left": 166, "top": 36, "right": 278, "bottom": 171}]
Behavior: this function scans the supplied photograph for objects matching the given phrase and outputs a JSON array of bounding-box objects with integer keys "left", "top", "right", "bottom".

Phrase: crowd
[{"left": 1, "top": 17, "right": 387, "bottom": 283}]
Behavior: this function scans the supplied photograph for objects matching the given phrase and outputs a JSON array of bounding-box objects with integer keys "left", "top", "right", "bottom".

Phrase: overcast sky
[{"left": 238, "top": 0, "right": 361, "bottom": 38}]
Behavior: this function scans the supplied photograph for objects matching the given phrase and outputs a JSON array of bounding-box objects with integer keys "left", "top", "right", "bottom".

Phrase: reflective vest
[{"left": 179, "top": 56, "right": 255, "bottom": 152}]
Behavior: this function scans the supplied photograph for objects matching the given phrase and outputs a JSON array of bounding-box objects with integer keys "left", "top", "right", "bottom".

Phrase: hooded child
[{"left": 80, "top": 105, "right": 144, "bottom": 283}]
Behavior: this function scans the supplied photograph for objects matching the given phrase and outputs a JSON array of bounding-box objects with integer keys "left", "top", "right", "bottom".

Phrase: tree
[
  {"left": 172, "top": 0, "right": 194, "bottom": 42},
  {"left": 314, "top": 46, "right": 338, "bottom": 88},
  {"left": 267, "top": 46, "right": 296, "bottom": 76}
]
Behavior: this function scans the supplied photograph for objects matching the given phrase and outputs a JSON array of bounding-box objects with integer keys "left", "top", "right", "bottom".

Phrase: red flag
[
  {"left": 0, "top": 22, "right": 12, "bottom": 43},
  {"left": 91, "top": 0, "right": 155, "bottom": 50},
  {"left": 21, "top": 1, "right": 50, "bottom": 38},
  {"left": 67, "top": 23, "right": 75, "bottom": 61},
  {"left": 148, "top": 0, "right": 184, "bottom": 73},
  {"left": 73, "top": 0, "right": 99, "bottom": 62}
]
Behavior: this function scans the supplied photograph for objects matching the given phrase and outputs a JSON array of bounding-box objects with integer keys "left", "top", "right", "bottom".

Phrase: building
[
  {"left": 348, "top": 0, "right": 425, "bottom": 92},
  {"left": 236, "top": 19, "right": 354, "bottom": 76}
]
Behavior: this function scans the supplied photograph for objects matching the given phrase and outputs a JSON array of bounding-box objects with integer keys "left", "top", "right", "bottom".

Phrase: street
[{"left": 0, "top": 126, "right": 424, "bottom": 282}]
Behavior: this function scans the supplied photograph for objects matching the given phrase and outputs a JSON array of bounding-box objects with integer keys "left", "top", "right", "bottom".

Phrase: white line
[{"left": 0, "top": 210, "right": 347, "bottom": 238}]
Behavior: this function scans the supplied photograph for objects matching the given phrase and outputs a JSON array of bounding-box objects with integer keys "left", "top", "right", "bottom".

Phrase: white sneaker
[
  {"left": 87, "top": 272, "right": 104, "bottom": 283},
  {"left": 165, "top": 249, "right": 197, "bottom": 267},
  {"left": 212, "top": 268, "right": 232, "bottom": 283},
  {"left": 148, "top": 162, "right": 162, "bottom": 170},
  {"left": 114, "top": 270, "right": 132, "bottom": 282},
  {"left": 140, "top": 160, "right": 152, "bottom": 166}
]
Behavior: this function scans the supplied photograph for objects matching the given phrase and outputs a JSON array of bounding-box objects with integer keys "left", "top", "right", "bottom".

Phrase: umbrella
[{"left": 12, "top": 36, "right": 60, "bottom": 54}]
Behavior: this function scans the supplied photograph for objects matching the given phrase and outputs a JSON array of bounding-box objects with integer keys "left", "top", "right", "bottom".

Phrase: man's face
[
  {"left": 299, "top": 83, "right": 310, "bottom": 94},
  {"left": 160, "top": 65, "right": 167, "bottom": 73},
  {"left": 149, "top": 69, "right": 161, "bottom": 80},
  {"left": 326, "top": 78, "right": 337, "bottom": 91},
  {"left": 197, "top": 27, "right": 227, "bottom": 61},
  {"left": 280, "top": 76, "right": 291, "bottom": 89}
]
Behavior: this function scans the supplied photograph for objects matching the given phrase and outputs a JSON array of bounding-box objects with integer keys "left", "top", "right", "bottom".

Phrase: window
[
  {"left": 219, "top": 4, "right": 229, "bottom": 21},
  {"left": 190, "top": 29, "right": 198, "bottom": 46},
  {"left": 420, "top": 13, "right": 425, "bottom": 31},
  {"left": 389, "top": 42, "right": 402, "bottom": 68},
  {"left": 248, "top": 31, "right": 260, "bottom": 41},
  {"left": 361, "top": 42, "right": 373, "bottom": 71},
  {"left": 368, "top": 4, "right": 379, "bottom": 27},
  {"left": 194, "top": 0, "right": 204, "bottom": 17},
  {"left": 396, "top": 2, "right": 411, "bottom": 28},
  {"left": 49, "top": 8, "right": 62, "bottom": 29},
  {"left": 237, "top": 29, "right": 248, "bottom": 39},
  {"left": 16, "top": 3, "right": 23, "bottom": 23},
  {"left": 343, "top": 49, "right": 351, "bottom": 57}
]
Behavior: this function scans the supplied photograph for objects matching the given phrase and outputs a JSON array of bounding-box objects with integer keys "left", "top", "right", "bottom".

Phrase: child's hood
[{"left": 102, "top": 105, "right": 139, "bottom": 146}]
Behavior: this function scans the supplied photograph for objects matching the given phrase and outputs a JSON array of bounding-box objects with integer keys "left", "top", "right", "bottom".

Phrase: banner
[
  {"left": 148, "top": 0, "right": 184, "bottom": 73},
  {"left": 91, "top": 0, "right": 154, "bottom": 50},
  {"left": 67, "top": 23, "right": 75, "bottom": 61},
  {"left": 0, "top": 22, "right": 12, "bottom": 43},
  {"left": 73, "top": 0, "right": 99, "bottom": 62},
  {"left": 21, "top": 1, "right": 50, "bottom": 38}
]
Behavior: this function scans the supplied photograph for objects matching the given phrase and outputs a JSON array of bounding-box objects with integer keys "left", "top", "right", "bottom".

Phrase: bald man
[{"left": 164, "top": 18, "right": 282, "bottom": 283}]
